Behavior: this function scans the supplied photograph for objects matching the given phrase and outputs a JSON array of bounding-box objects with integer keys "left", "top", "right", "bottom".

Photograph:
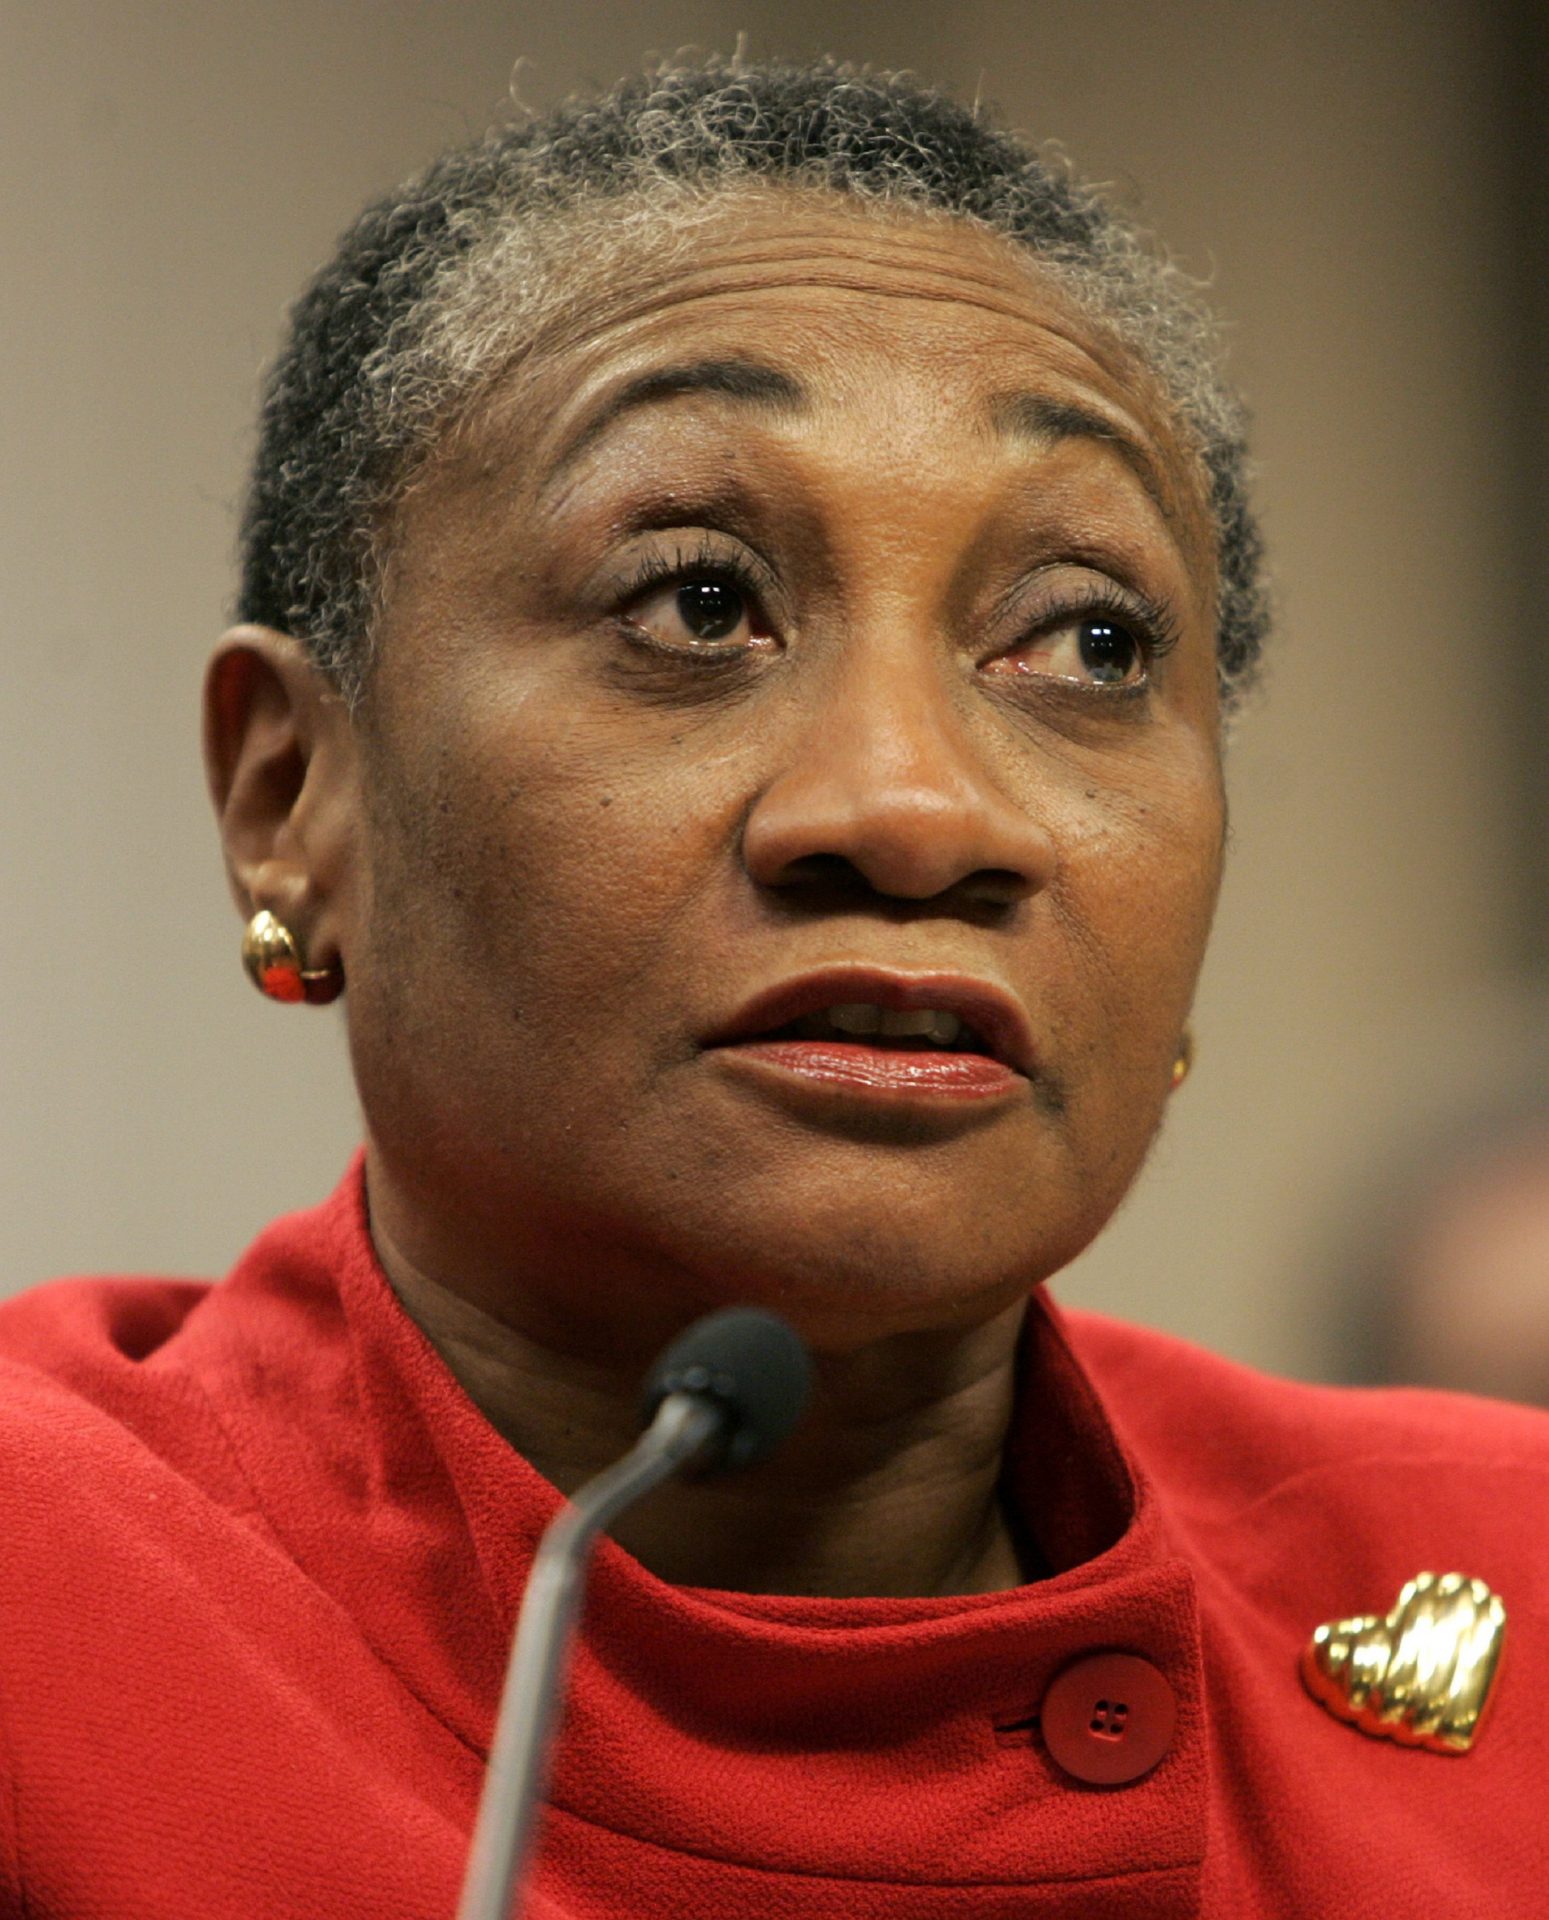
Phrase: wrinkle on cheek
[{"left": 1038, "top": 755, "right": 1222, "bottom": 1055}]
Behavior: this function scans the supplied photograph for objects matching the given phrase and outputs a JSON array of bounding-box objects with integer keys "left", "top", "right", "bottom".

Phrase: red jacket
[{"left": 1, "top": 1161, "right": 1544, "bottom": 1917}]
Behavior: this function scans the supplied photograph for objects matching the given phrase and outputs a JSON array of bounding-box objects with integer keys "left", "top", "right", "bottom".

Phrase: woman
[{"left": 2, "top": 56, "right": 1542, "bottom": 1919}]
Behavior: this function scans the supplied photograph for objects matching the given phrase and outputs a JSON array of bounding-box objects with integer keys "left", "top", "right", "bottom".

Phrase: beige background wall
[{"left": 3, "top": 0, "right": 1541, "bottom": 1380}]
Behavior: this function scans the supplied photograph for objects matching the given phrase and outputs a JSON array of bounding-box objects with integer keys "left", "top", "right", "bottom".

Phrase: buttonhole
[{"left": 992, "top": 1709, "right": 1043, "bottom": 1749}]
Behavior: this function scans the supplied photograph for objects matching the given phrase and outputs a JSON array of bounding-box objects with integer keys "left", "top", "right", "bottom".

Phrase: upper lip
[{"left": 705, "top": 966, "right": 1037, "bottom": 1076}]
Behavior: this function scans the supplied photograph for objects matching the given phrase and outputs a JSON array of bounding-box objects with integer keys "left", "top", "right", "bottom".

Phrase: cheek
[
  {"left": 1039, "top": 758, "right": 1222, "bottom": 1117},
  {"left": 1070, "top": 797, "right": 1221, "bottom": 983},
  {"left": 347, "top": 689, "right": 742, "bottom": 1100}
]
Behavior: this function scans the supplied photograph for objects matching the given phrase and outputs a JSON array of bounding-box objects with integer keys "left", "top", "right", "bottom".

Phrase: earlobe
[{"left": 202, "top": 625, "right": 358, "bottom": 964}]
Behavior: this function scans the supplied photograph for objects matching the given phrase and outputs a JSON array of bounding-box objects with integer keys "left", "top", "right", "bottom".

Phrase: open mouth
[
  {"left": 707, "top": 973, "right": 1033, "bottom": 1106},
  {"left": 769, "top": 1003, "right": 995, "bottom": 1056}
]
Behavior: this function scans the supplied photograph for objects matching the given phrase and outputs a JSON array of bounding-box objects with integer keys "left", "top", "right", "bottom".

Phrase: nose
[{"left": 740, "top": 661, "right": 1057, "bottom": 909}]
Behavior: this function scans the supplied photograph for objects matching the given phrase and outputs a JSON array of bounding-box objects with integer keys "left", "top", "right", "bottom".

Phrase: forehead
[
  {"left": 519, "top": 194, "right": 1116, "bottom": 363},
  {"left": 499, "top": 201, "right": 1195, "bottom": 472}
]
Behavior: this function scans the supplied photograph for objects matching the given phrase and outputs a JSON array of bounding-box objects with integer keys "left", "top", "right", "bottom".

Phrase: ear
[{"left": 203, "top": 626, "right": 360, "bottom": 970}]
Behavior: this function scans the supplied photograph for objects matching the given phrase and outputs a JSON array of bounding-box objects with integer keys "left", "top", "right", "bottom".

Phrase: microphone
[{"left": 455, "top": 1307, "right": 813, "bottom": 1920}]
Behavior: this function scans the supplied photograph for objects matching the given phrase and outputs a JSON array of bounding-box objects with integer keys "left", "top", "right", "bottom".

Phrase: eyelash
[
  {"left": 1011, "top": 580, "right": 1182, "bottom": 681},
  {"left": 614, "top": 536, "right": 777, "bottom": 651}
]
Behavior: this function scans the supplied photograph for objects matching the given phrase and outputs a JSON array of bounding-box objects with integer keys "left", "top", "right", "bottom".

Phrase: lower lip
[{"left": 714, "top": 1039, "right": 1024, "bottom": 1101}]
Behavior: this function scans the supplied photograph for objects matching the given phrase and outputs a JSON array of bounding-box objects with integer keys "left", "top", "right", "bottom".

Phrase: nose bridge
[
  {"left": 741, "top": 628, "right": 1055, "bottom": 901},
  {"left": 824, "top": 638, "right": 991, "bottom": 810}
]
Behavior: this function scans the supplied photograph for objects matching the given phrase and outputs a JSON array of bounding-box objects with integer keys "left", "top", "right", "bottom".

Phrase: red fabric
[{"left": 1, "top": 1160, "right": 1546, "bottom": 1918}]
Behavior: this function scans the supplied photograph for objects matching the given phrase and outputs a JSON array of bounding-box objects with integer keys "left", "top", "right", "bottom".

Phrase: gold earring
[
  {"left": 241, "top": 909, "right": 343, "bottom": 1005},
  {"left": 1170, "top": 1027, "right": 1195, "bottom": 1090}
]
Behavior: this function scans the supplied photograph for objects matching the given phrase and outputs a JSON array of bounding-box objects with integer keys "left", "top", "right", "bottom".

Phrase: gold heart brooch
[{"left": 1301, "top": 1570, "right": 1506, "bottom": 1754}]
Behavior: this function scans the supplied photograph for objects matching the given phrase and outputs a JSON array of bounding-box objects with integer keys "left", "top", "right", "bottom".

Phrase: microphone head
[{"left": 641, "top": 1307, "right": 813, "bottom": 1473}]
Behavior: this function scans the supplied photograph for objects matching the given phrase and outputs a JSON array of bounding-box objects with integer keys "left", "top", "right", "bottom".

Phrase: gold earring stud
[
  {"left": 241, "top": 909, "right": 343, "bottom": 1005},
  {"left": 1170, "top": 1028, "right": 1195, "bottom": 1090}
]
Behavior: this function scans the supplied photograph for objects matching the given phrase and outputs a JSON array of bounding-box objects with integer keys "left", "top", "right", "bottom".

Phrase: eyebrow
[
  {"left": 543, "top": 357, "right": 808, "bottom": 489},
  {"left": 987, "top": 392, "right": 1173, "bottom": 521}
]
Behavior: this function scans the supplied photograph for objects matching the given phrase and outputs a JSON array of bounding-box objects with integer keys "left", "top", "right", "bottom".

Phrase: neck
[{"left": 373, "top": 1220, "right": 1039, "bottom": 1599}]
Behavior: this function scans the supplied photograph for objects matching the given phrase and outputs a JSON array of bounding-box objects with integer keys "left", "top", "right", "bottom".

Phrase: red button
[{"left": 1040, "top": 1652, "right": 1176, "bottom": 1785}]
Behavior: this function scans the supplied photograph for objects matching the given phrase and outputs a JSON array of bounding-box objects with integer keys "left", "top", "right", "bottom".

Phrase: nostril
[
  {"left": 759, "top": 853, "right": 1032, "bottom": 918},
  {"left": 762, "top": 852, "right": 874, "bottom": 898},
  {"left": 960, "top": 867, "right": 1035, "bottom": 909}
]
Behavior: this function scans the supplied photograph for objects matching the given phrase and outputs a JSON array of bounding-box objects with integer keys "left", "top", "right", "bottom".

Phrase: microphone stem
[{"left": 455, "top": 1392, "right": 723, "bottom": 1920}]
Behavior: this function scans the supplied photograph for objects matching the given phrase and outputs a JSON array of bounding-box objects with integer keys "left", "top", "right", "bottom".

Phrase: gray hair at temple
[{"left": 237, "top": 54, "right": 1269, "bottom": 708}]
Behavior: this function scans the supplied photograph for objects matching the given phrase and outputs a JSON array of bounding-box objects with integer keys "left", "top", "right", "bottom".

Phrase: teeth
[
  {"left": 820, "top": 1004, "right": 963, "bottom": 1045},
  {"left": 878, "top": 1007, "right": 943, "bottom": 1039},
  {"left": 828, "top": 1002, "right": 883, "bottom": 1035}
]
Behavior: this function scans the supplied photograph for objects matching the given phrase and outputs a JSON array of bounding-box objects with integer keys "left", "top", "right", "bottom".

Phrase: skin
[{"left": 206, "top": 194, "right": 1226, "bottom": 1597}]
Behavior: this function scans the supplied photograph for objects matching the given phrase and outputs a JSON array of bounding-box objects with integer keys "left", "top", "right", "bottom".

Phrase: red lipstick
[
  {"left": 704, "top": 967, "right": 1034, "bottom": 1108},
  {"left": 725, "top": 1037, "right": 1021, "bottom": 1099}
]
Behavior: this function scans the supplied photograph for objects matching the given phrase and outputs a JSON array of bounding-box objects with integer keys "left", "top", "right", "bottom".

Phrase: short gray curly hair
[{"left": 238, "top": 54, "right": 1267, "bottom": 706}]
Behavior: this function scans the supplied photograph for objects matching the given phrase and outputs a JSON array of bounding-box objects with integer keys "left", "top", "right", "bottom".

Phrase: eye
[
  {"left": 989, "top": 605, "right": 1158, "bottom": 689},
  {"left": 1069, "top": 616, "right": 1142, "bottom": 685},
  {"left": 675, "top": 579, "right": 747, "bottom": 642},
  {"left": 623, "top": 572, "right": 775, "bottom": 653}
]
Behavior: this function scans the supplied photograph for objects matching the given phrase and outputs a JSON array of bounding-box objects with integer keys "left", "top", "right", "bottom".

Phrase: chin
[{"left": 637, "top": 1178, "right": 1109, "bottom": 1350}]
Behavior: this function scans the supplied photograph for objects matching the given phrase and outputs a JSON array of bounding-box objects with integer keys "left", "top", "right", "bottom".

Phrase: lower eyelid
[
  {"left": 608, "top": 622, "right": 770, "bottom": 692},
  {"left": 614, "top": 612, "right": 769, "bottom": 658}
]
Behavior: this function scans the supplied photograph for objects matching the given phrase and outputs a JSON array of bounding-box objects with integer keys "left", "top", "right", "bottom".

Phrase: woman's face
[{"left": 338, "top": 195, "right": 1226, "bottom": 1356}]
